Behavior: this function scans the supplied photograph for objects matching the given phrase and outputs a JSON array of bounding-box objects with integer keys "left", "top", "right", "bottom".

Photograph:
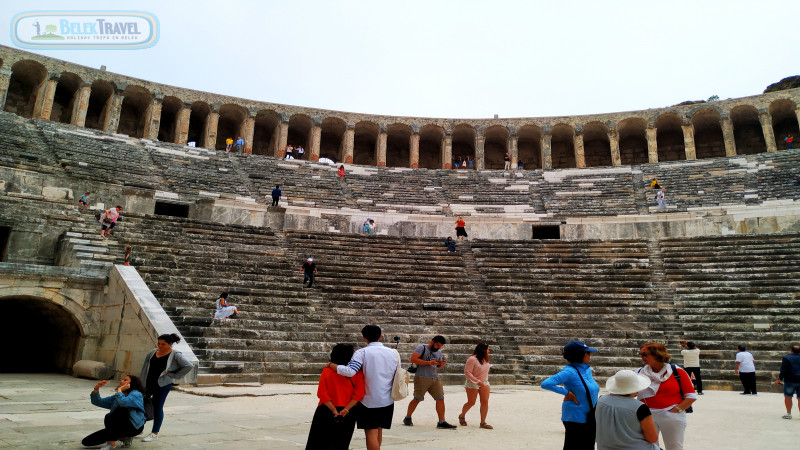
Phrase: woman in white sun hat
[{"left": 596, "top": 370, "right": 660, "bottom": 450}]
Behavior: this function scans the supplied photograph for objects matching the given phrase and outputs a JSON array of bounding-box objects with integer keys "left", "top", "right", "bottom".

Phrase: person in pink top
[{"left": 459, "top": 343, "right": 493, "bottom": 429}]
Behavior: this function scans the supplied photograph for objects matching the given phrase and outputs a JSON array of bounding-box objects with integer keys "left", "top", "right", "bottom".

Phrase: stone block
[{"left": 42, "top": 186, "right": 73, "bottom": 200}]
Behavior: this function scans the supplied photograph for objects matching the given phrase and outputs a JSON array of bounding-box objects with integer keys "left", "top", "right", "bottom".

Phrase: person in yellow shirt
[{"left": 225, "top": 137, "right": 233, "bottom": 152}]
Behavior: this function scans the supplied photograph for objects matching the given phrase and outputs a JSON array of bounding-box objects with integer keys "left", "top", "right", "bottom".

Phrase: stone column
[
  {"left": 681, "top": 122, "right": 696, "bottom": 160},
  {"left": 574, "top": 128, "right": 586, "bottom": 168},
  {"left": 0, "top": 66, "right": 12, "bottom": 111},
  {"left": 243, "top": 115, "right": 255, "bottom": 154},
  {"left": 309, "top": 117, "right": 322, "bottom": 161},
  {"left": 541, "top": 128, "right": 553, "bottom": 169},
  {"left": 443, "top": 132, "right": 453, "bottom": 169},
  {"left": 103, "top": 91, "right": 124, "bottom": 133},
  {"left": 175, "top": 103, "right": 191, "bottom": 145},
  {"left": 795, "top": 108, "right": 800, "bottom": 140},
  {"left": 203, "top": 110, "right": 219, "bottom": 149},
  {"left": 646, "top": 127, "right": 658, "bottom": 163},
  {"left": 143, "top": 93, "right": 163, "bottom": 141},
  {"left": 71, "top": 83, "right": 91, "bottom": 128},
  {"left": 34, "top": 73, "right": 59, "bottom": 120},
  {"left": 608, "top": 129, "right": 621, "bottom": 166},
  {"left": 409, "top": 125, "right": 420, "bottom": 168},
  {"left": 343, "top": 124, "right": 355, "bottom": 163},
  {"left": 759, "top": 108, "right": 777, "bottom": 152},
  {"left": 720, "top": 113, "right": 737, "bottom": 157},
  {"left": 509, "top": 132, "right": 519, "bottom": 168},
  {"left": 276, "top": 113, "right": 290, "bottom": 157},
  {"left": 376, "top": 126, "right": 387, "bottom": 167},
  {"left": 475, "top": 131, "right": 485, "bottom": 170}
]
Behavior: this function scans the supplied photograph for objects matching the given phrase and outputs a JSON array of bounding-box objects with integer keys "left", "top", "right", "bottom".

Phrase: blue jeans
[
  {"left": 148, "top": 383, "right": 172, "bottom": 433},
  {"left": 304, "top": 272, "right": 315, "bottom": 287}
]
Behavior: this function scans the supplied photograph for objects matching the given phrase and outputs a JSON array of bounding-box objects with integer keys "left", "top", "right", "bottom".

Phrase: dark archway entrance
[
  {"left": 158, "top": 96, "right": 182, "bottom": 143},
  {"left": 730, "top": 105, "right": 766, "bottom": 155},
  {"left": 618, "top": 118, "right": 648, "bottom": 165},
  {"left": 4, "top": 60, "right": 47, "bottom": 118},
  {"left": 0, "top": 297, "right": 81, "bottom": 373},
  {"left": 51, "top": 72, "right": 82, "bottom": 124},
  {"left": 85, "top": 80, "right": 114, "bottom": 131},
  {"left": 655, "top": 113, "right": 685, "bottom": 162}
]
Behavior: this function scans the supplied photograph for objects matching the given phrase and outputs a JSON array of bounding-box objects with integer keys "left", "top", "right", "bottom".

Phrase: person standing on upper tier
[
  {"left": 735, "top": 345, "right": 757, "bottom": 395},
  {"left": 271, "top": 185, "right": 282, "bottom": 207},
  {"left": 680, "top": 341, "right": 703, "bottom": 395},
  {"left": 235, "top": 136, "right": 244, "bottom": 153},
  {"left": 503, "top": 152, "right": 511, "bottom": 170},
  {"left": 455, "top": 217, "right": 468, "bottom": 240},
  {"left": 656, "top": 189, "right": 667, "bottom": 210},
  {"left": 785, "top": 134, "right": 794, "bottom": 149},
  {"left": 225, "top": 137, "right": 233, "bottom": 152},
  {"left": 775, "top": 344, "right": 800, "bottom": 419},
  {"left": 297, "top": 145, "right": 305, "bottom": 159}
]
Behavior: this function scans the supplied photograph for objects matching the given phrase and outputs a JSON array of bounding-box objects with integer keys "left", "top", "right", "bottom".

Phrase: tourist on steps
[
  {"left": 459, "top": 343, "right": 493, "bottom": 429},
  {"left": 455, "top": 217, "right": 468, "bottom": 240},
  {"left": 306, "top": 343, "right": 365, "bottom": 449},
  {"left": 785, "top": 134, "right": 793, "bottom": 149},
  {"left": 82, "top": 375, "right": 146, "bottom": 449},
  {"left": 504, "top": 152, "right": 511, "bottom": 170},
  {"left": 76, "top": 191, "right": 91, "bottom": 211},
  {"left": 300, "top": 257, "right": 318, "bottom": 288},
  {"left": 123, "top": 246, "right": 132, "bottom": 266},
  {"left": 656, "top": 189, "right": 667, "bottom": 210},
  {"left": 139, "top": 333, "right": 193, "bottom": 443},
  {"left": 445, "top": 237, "right": 456, "bottom": 252},
  {"left": 735, "top": 345, "right": 757, "bottom": 395},
  {"left": 213, "top": 292, "right": 238, "bottom": 319},
  {"left": 541, "top": 341, "right": 600, "bottom": 450},
  {"left": 680, "top": 340, "right": 703, "bottom": 394},
  {"left": 338, "top": 165, "right": 345, "bottom": 181},
  {"left": 402, "top": 335, "right": 458, "bottom": 429},
  {"left": 235, "top": 136, "right": 244, "bottom": 153},
  {"left": 271, "top": 185, "right": 282, "bottom": 207},
  {"left": 297, "top": 145, "right": 305, "bottom": 159},
  {"left": 99, "top": 205, "right": 123, "bottom": 239},
  {"left": 225, "top": 137, "right": 233, "bottom": 152}
]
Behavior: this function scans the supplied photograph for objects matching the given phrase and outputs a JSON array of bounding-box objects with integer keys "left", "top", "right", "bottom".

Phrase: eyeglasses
[{"left": 639, "top": 352, "right": 650, "bottom": 357}]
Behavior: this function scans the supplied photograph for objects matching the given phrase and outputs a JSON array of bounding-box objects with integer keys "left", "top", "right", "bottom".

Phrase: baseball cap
[{"left": 564, "top": 341, "right": 598, "bottom": 354}]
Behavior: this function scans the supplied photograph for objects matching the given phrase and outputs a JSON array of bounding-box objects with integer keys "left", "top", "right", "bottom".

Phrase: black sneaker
[
  {"left": 403, "top": 417, "right": 413, "bottom": 426},
  {"left": 437, "top": 421, "right": 457, "bottom": 429}
]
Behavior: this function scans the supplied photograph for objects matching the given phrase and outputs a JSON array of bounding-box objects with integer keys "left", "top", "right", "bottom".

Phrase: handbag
[
  {"left": 406, "top": 346, "right": 427, "bottom": 374},
  {"left": 671, "top": 364, "right": 694, "bottom": 413},
  {"left": 143, "top": 395, "right": 155, "bottom": 421},
  {"left": 391, "top": 349, "right": 410, "bottom": 401}
]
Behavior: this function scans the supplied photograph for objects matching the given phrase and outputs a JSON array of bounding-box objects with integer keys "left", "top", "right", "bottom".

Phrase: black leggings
[
  {"left": 82, "top": 408, "right": 144, "bottom": 447},
  {"left": 562, "top": 420, "right": 596, "bottom": 450}
]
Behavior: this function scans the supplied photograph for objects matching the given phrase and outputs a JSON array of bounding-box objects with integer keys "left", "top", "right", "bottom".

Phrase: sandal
[
  {"left": 458, "top": 415, "right": 467, "bottom": 426},
  {"left": 480, "top": 422, "right": 493, "bottom": 429}
]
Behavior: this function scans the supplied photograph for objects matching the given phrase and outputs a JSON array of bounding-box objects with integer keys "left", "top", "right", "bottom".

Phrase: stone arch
[
  {"left": 655, "top": 113, "right": 685, "bottom": 162},
  {"left": 691, "top": 108, "right": 725, "bottom": 159},
  {"left": 730, "top": 105, "right": 766, "bottom": 155},
  {"left": 50, "top": 72, "right": 82, "bottom": 124},
  {"left": 386, "top": 123, "right": 412, "bottom": 168},
  {"left": 3, "top": 59, "right": 47, "bottom": 118},
  {"left": 0, "top": 291, "right": 90, "bottom": 374},
  {"left": 769, "top": 99, "right": 800, "bottom": 150},
  {"left": 216, "top": 104, "right": 247, "bottom": 150},
  {"left": 252, "top": 109, "right": 281, "bottom": 156},
  {"left": 617, "top": 118, "right": 648, "bottom": 165},
  {"left": 187, "top": 101, "right": 210, "bottom": 147},
  {"left": 452, "top": 124, "right": 476, "bottom": 169},
  {"left": 288, "top": 114, "right": 313, "bottom": 155},
  {"left": 483, "top": 125, "right": 509, "bottom": 169},
  {"left": 551, "top": 123, "right": 576, "bottom": 169},
  {"left": 518, "top": 125, "right": 542, "bottom": 169},
  {"left": 84, "top": 79, "right": 114, "bottom": 131},
  {"left": 118, "top": 85, "right": 152, "bottom": 138},
  {"left": 582, "top": 121, "right": 612, "bottom": 167},
  {"left": 419, "top": 124, "right": 444, "bottom": 169},
  {"left": 320, "top": 117, "right": 346, "bottom": 162},
  {"left": 157, "top": 96, "right": 182, "bottom": 143},
  {"left": 353, "top": 121, "right": 379, "bottom": 165}
]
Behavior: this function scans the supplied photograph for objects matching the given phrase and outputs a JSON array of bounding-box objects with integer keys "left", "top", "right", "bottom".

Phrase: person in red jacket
[{"left": 306, "top": 344, "right": 365, "bottom": 449}]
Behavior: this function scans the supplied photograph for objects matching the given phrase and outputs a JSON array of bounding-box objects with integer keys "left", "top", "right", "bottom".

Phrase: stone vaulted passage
[
  {"left": 731, "top": 105, "right": 766, "bottom": 155},
  {"left": 518, "top": 125, "right": 541, "bottom": 169}
]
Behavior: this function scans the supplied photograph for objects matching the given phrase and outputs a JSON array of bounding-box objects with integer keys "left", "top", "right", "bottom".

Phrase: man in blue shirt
[
  {"left": 235, "top": 136, "right": 244, "bottom": 153},
  {"left": 776, "top": 345, "right": 800, "bottom": 419},
  {"left": 271, "top": 185, "right": 281, "bottom": 207}
]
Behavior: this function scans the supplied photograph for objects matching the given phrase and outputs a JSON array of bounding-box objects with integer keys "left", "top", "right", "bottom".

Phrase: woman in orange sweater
[
  {"left": 306, "top": 344, "right": 365, "bottom": 449},
  {"left": 459, "top": 343, "right": 493, "bottom": 429}
]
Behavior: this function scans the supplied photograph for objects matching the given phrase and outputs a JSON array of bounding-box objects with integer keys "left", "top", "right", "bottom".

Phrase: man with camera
[{"left": 402, "top": 335, "right": 458, "bottom": 429}]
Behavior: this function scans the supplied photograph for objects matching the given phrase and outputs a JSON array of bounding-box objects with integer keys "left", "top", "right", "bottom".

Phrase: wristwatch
[{"left": 675, "top": 407, "right": 684, "bottom": 413}]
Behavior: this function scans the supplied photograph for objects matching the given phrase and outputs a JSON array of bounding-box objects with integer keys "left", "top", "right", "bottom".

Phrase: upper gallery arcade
[{"left": 1, "top": 46, "right": 799, "bottom": 171}]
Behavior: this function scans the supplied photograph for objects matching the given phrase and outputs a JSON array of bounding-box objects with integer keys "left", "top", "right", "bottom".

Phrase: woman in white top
[
  {"left": 459, "top": 343, "right": 492, "bottom": 429},
  {"left": 214, "top": 292, "right": 238, "bottom": 319}
]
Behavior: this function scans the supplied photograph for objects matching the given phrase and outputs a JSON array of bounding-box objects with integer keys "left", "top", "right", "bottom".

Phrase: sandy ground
[{"left": 1, "top": 374, "right": 798, "bottom": 449}]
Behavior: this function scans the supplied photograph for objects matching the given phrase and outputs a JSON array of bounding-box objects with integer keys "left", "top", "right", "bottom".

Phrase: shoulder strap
[
  {"left": 671, "top": 364, "right": 686, "bottom": 400},
  {"left": 570, "top": 365, "right": 595, "bottom": 409}
]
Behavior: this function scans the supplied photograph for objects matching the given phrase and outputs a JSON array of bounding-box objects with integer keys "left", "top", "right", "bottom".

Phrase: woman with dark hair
[
  {"left": 306, "top": 343, "right": 365, "bottom": 449},
  {"left": 541, "top": 341, "right": 600, "bottom": 450},
  {"left": 459, "top": 343, "right": 493, "bottom": 429},
  {"left": 638, "top": 342, "right": 696, "bottom": 450},
  {"left": 82, "top": 375, "right": 146, "bottom": 449},
  {"left": 213, "top": 292, "right": 238, "bottom": 319},
  {"left": 139, "top": 333, "right": 193, "bottom": 443}
]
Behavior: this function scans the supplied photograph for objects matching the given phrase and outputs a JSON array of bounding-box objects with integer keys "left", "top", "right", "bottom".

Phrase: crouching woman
[{"left": 82, "top": 375, "right": 146, "bottom": 449}]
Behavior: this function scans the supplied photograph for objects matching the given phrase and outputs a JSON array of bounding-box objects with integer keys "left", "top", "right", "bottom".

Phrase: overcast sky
[{"left": 2, "top": 1, "right": 798, "bottom": 119}]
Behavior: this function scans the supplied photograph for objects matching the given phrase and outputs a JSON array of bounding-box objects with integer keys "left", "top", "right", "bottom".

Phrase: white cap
[
  {"left": 307, "top": 257, "right": 313, "bottom": 262},
  {"left": 605, "top": 370, "right": 651, "bottom": 395}
]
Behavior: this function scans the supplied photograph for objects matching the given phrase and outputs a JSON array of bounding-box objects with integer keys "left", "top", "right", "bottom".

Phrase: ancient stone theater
[{"left": 0, "top": 45, "right": 798, "bottom": 389}]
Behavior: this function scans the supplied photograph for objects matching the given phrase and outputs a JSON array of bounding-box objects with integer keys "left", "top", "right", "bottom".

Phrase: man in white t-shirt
[
  {"left": 330, "top": 325, "right": 397, "bottom": 450},
  {"left": 735, "top": 345, "right": 757, "bottom": 395},
  {"left": 680, "top": 341, "right": 703, "bottom": 395}
]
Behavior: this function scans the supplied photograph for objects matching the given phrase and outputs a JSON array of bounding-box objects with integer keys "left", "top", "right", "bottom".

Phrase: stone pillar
[
  {"left": 203, "top": 111, "right": 219, "bottom": 149},
  {"left": 376, "top": 127, "right": 387, "bottom": 167},
  {"left": 720, "top": 113, "right": 737, "bottom": 157},
  {"left": 276, "top": 113, "right": 290, "bottom": 157},
  {"left": 243, "top": 115, "right": 255, "bottom": 154},
  {"left": 175, "top": 103, "right": 191, "bottom": 145},
  {"left": 71, "top": 84, "right": 91, "bottom": 128},
  {"left": 646, "top": 127, "right": 658, "bottom": 163},
  {"left": 34, "top": 73, "right": 59, "bottom": 120},
  {"left": 541, "top": 128, "right": 553, "bottom": 169},
  {"left": 103, "top": 91, "right": 124, "bottom": 133},
  {"left": 343, "top": 124, "right": 355, "bottom": 163},
  {"left": 309, "top": 118, "right": 322, "bottom": 161},
  {"left": 608, "top": 129, "right": 621, "bottom": 166},
  {"left": 443, "top": 132, "right": 453, "bottom": 169},
  {"left": 509, "top": 132, "right": 519, "bottom": 168},
  {"left": 759, "top": 108, "right": 777, "bottom": 152},
  {"left": 143, "top": 94, "right": 163, "bottom": 141},
  {"left": 795, "top": 108, "right": 800, "bottom": 140},
  {"left": 409, "top": 132, "right": 420, "bottom": 168},
  {"left": 475, "top": 132, "right": 485, "bottom": 170},
  {"left": 574, "top": 128, "right": 586, "bottom": 168},
  {"left": 0, "top": 66, "right": 12, "bottom": 111},
  {"left": 681, "top": 122, "right": 696, "bottom": 160}
]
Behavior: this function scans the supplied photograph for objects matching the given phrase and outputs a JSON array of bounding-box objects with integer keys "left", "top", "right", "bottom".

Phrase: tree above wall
[{"left": 764, "top": 76, "right": 800, "bottom": 93}]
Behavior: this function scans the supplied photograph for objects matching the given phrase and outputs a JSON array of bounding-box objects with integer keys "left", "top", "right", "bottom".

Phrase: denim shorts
[
  {"left": 784, "top": 381, "right": 800, "bottom": 397},
  {"left": 465, "top": 379, "right": 490, "bottom": 389}
]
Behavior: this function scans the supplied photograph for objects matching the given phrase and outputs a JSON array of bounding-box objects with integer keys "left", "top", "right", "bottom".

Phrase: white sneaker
[
  {"left": 782, "top": 413, "right": 792, "bottom": 419},
  {"left": 120, "top": 437, "right": 132, "bottom": 447},
  {"left": 99, "top": 443, "right": 119, "bottom": 450},
  {"left": 142, "top": 433, "right": 159, "bottom": 442}
]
